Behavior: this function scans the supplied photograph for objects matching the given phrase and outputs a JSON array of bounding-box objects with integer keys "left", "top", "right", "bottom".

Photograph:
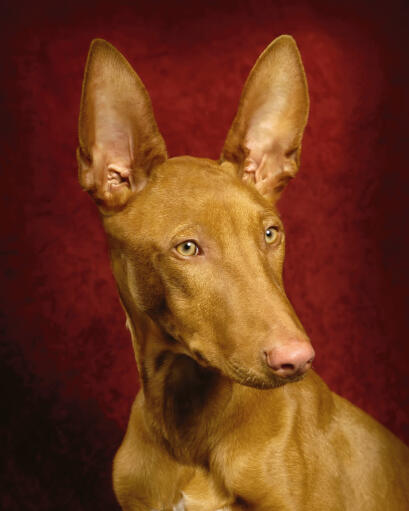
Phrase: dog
[{"left": 77, "top": 35, "right": 409, "bottom": 510}]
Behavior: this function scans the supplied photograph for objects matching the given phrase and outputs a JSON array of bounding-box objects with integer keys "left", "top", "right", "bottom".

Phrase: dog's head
[{"left": 77, "top": 36, "right": 313, "bottom": 389}]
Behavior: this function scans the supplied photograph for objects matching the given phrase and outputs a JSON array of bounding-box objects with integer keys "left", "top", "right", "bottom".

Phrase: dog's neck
[{"left": 124, "top": 309, "right": 243, "bottom": 464}]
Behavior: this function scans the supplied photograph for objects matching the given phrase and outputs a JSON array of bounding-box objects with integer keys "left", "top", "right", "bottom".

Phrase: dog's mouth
[
  {"left": 224, "top": 358, "right": 305, "bottom": 390},
  {"left": 186, "top": 345, "right": 307, "bottom": 389}
]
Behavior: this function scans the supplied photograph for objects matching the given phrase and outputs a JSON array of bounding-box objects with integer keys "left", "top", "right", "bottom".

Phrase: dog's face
[
  {"left": 77, "top": 36, "right": 313, "bottom": 388},
  {"left": 104, "top": 156, "right": 309, "bottom": 388}
]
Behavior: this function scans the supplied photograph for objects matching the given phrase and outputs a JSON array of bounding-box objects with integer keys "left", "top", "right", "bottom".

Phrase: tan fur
[{"left": 77, "top": 36, "right": 409, "bottom": 510}]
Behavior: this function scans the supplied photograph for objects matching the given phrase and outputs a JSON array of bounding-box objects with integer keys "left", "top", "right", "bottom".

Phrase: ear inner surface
[
  {"left": 220, "top": 35, "right": 309, "bottom": 201},
  {"left": 78, "top": 39, "right": 167, "bottom": 211}
]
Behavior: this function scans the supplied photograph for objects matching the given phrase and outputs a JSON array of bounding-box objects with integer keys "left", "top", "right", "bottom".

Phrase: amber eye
[
  {"left": 265, "top": 226, "right": 279, "bottom": 244},
  {"left": 176, "top": 240, "right": 199, "bottom": 256}
]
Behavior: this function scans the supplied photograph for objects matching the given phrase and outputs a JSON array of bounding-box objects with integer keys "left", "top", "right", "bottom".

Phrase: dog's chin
[
  {"left": 225, "top": 362, "right": 306, "bottom": 390},
  {"left": 239, "top": 373, "right": 305, "bottom": 390}
]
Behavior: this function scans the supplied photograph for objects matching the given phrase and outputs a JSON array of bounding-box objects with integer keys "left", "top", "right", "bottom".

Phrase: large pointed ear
[
  {"left": 220, "top": 35, "right": 309, "bottom": 201},
  {"left": 77, "top": 39, "right": 167, "bottom": 212}
]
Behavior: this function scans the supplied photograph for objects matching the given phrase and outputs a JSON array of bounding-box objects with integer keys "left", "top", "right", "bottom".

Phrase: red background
[{"left": 1, "top": 0, "right": 408, "bottom": 509}]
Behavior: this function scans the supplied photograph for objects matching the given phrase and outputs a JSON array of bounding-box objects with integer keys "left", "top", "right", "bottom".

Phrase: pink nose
[{"left": 264, "top": 342, "right": 315, "bottom": 378}]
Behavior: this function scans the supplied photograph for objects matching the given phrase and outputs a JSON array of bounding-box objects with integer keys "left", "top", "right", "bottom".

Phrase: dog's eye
[
  {"left": 176, "top": 241, "right": 199, "bottom": 256},
  {"left": 265, "top": 226, "right": 279, "bottom": 244}
]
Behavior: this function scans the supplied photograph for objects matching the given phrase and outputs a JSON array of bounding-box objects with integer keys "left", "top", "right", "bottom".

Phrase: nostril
[{"left": 280, "top": 363, "right": 295, "bottom": 371}]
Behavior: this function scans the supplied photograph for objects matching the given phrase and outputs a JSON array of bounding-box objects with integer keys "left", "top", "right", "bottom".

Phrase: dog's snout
[{"left": 264, "top": 341, "right": 315, "bottom": 378}]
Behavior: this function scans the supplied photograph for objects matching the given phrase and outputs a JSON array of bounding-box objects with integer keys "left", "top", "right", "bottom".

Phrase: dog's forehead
[{"left": 147, "top": 156, "right": 270, "bottom": 214}]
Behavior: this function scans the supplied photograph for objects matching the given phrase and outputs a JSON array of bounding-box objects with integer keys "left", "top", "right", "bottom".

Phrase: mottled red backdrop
[{"left": 1, "top": 0, "right": 408, "bottom": 509}]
